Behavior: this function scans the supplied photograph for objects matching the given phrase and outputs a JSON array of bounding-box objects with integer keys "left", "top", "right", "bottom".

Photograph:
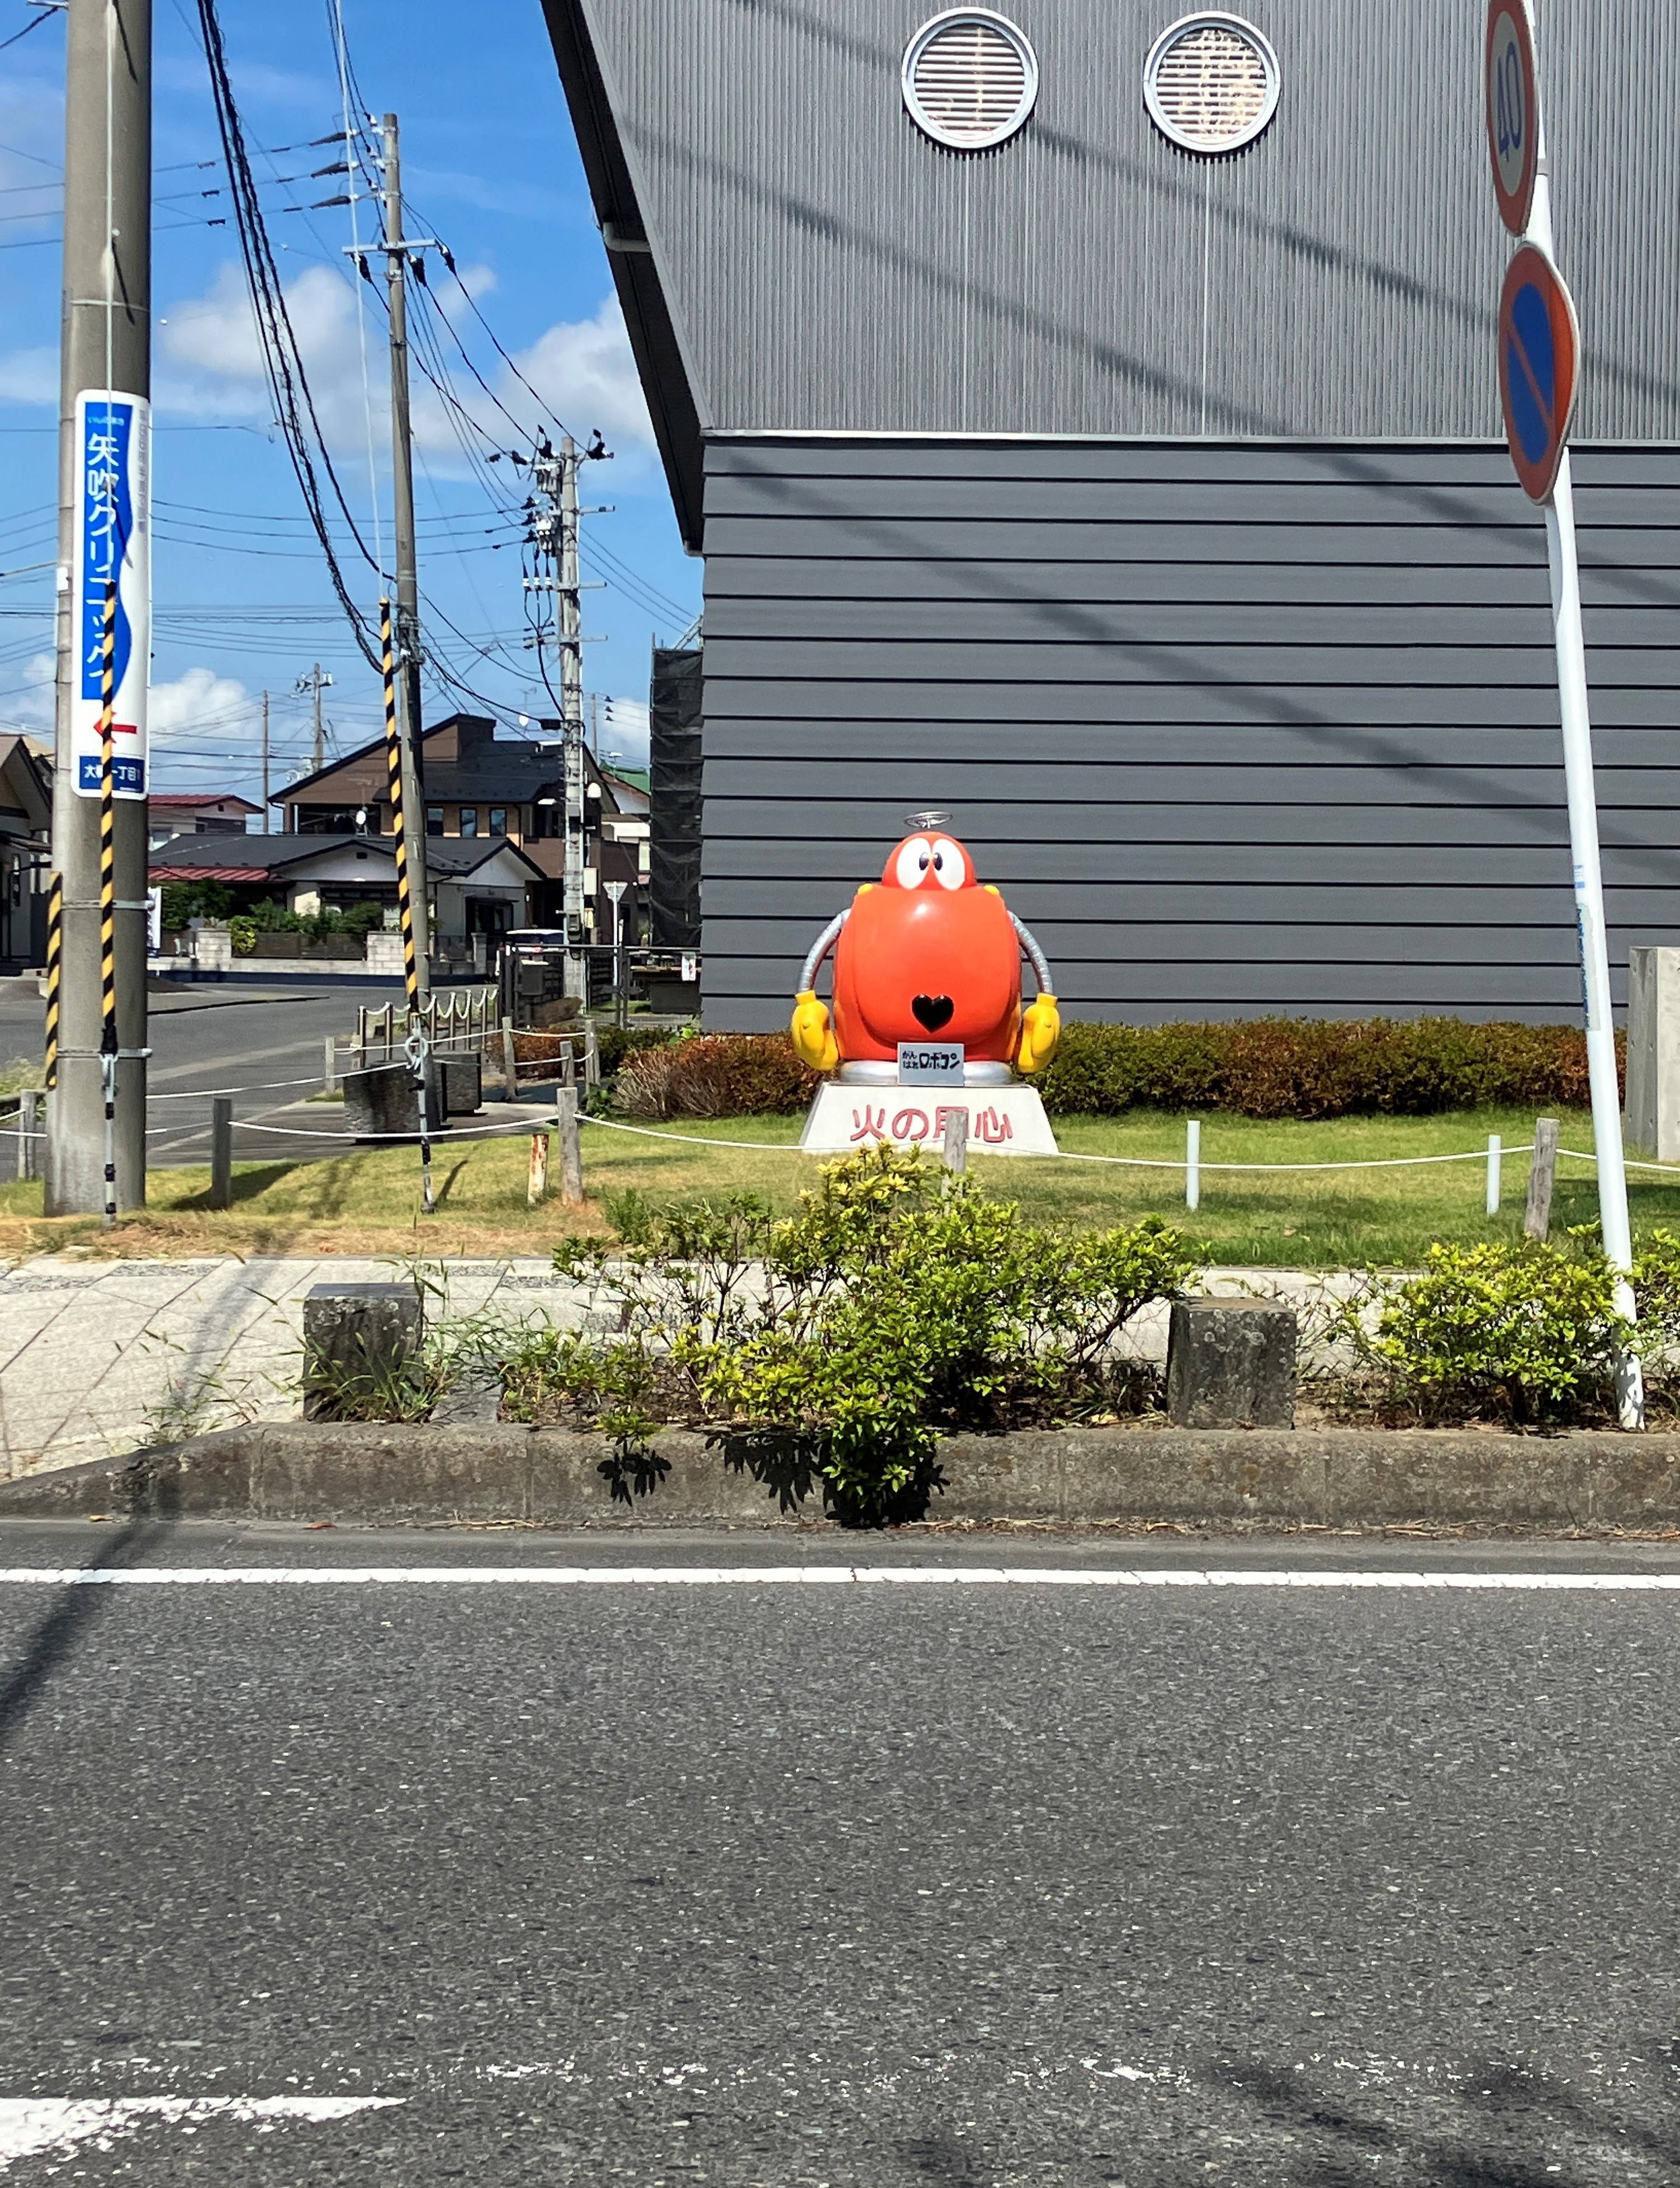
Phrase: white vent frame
[
  {"left": 902, "top": 8, "right": 1040, "bottom": 153},
  {"left": 1143, "top": 11, "right": 1280, "bottom": 157}
]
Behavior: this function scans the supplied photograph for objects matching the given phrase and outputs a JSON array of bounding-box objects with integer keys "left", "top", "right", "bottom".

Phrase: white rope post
[
  {"left": 1485, "top": 1133, "right": 1502, "bottom": 1217},
  {"left": 1185, "top": 1118, "right": 1201, "bottom": 1212}
]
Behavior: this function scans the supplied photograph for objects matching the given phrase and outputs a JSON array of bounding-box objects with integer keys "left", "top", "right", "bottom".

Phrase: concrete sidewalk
[
  {"left": 0, "top": 1256, "right": 591, "bottom": 1478},
  {"left": 0, "top": 1256, "right": 1351, "bottom": 1480}
]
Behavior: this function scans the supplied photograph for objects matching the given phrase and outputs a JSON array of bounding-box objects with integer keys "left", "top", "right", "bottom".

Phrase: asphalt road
[
  {"left": 0, "top": 976, "right": 425, "bottom": 1173},
  {"left": 0, "top": 1523, "right": 1677, "bottom": 2184}
]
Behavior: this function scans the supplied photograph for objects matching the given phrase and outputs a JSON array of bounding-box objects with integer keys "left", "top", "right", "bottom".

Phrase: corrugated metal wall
[
  {"left": 699, "top": 436, "right": 1680, "bottom": 1029},
  {"left": 586, "top": 0, "right": 1680, "bottom": 441}
]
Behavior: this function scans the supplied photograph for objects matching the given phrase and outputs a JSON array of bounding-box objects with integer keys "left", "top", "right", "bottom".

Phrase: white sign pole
[{"left": 1523, "top": 9, "right": 1643, "bottom": 1427}]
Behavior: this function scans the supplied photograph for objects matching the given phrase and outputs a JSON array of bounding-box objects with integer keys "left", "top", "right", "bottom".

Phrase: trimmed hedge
[
  {"left": 603, "top": 1018, "right": 1617, "bottom": 1121},
  {"left": 595, "top": 1023, "right": 681, "bottom": 1076},
  {"left": 1038, "top": 1018, "right": 1616, "bottom": 1120},
  {"left": 616, "top": 1032, "right": 818, "bottom": 1118}
]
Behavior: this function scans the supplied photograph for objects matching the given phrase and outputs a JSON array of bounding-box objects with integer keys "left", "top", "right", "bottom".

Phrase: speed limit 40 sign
[{"left": 1485, "top": 1, "right": 1539, "bottom": 235}]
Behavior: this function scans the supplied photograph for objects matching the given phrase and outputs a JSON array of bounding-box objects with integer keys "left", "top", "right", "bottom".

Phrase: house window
[
  {"left": 489, "top": 807, "right": 507, "bottom": 837},
  {"left": 426, "top": 806, "right": 444, "bottom": 838},
  {"left": 459, "top": 807, "right": 479, "bottom": 838}
]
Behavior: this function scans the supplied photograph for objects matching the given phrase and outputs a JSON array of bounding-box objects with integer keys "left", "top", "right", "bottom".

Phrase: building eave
[{"left": 538, "top": 0, "right": 706, "bottom": 551}]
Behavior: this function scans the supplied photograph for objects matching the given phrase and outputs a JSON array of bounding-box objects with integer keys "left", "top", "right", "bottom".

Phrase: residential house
[
  {"left": 146, "top": 793, "right": 261, "bottom": 850},
  {"left": 0, "top": 734, "right": 50, "bottom": 970},
  {"left": 274, "top": 712, "right": 647, "bottom": 944}
]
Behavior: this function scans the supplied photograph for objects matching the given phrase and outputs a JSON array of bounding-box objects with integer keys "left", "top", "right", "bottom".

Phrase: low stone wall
[{"left": 3, "top": 1421, "right": 1680, "bottom": 1531}]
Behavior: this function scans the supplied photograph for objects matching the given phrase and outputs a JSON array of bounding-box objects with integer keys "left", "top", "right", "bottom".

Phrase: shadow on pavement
[{"left": 0, "top": 1502, "right": 179, "bottom": 1761}]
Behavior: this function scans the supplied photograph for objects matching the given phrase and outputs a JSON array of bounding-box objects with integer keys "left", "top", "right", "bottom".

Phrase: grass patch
[{"left": 0, "top": 1105, "right": 1668, "bottom": 1265}]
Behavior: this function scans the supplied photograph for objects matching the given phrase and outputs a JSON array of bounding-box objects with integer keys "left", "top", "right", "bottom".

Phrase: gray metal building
[{"left": 543, "top": 0, "right": 1680, "bottom": 1028}]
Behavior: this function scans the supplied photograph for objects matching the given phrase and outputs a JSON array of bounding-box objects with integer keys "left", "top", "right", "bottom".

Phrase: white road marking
[
  {"left": 0, "top": 2096, "right": 402, "bottom": 2171},
  {"left": 0, "top": 1565, "right": 1677, "bottom": 1590}
]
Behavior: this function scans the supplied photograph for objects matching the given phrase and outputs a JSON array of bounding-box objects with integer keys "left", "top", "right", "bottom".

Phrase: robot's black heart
[{"left": 911, "top": 994, "right": 954, "bottom": 1032}]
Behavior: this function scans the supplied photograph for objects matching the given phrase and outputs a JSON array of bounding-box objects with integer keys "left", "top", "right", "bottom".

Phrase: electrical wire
[
  {"left": 0, "top": 12, "right": 53, "bottom": 54},
  {"left": 195, "top": 0, "right": 383, "bottom": 669}
]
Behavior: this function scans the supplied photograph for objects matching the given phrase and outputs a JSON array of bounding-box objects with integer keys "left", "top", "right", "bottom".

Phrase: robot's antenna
[{"left": 905, "top": 809, "right": 951, "bottom": 831}]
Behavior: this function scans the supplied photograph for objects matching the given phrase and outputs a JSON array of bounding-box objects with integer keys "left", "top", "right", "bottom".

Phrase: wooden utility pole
[{"left": 261, "top": 689, "right": 270, "bottom": 833}]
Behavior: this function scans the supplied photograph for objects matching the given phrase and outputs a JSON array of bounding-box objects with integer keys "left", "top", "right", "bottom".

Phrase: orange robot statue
[{"left": 790, "top": 814, "right": 1061, "bottom": 1079}]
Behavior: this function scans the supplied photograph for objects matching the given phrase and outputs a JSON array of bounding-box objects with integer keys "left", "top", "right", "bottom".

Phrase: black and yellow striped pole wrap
[
  {"left": 44, "top": 871, "right": 61, "bottom": 1092},
  {"left": 381, "top": 598, "right": 421, "bottom": 1018},
  {"left": 98, "top": 579, "right": 118, "bottom": 1227}
]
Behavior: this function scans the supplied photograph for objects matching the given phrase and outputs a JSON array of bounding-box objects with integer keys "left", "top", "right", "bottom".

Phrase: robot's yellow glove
[
  {"left": 790, "top": 989, "right": 839, "bottom": 1074},
  {"left": 1016, "top": 993, "right": 1061, "bottom": 1076}
]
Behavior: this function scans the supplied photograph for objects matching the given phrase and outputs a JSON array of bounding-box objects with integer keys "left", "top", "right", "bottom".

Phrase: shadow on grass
[{"left": 167, "top": 1160, "right": 298, "bottom": 1213}]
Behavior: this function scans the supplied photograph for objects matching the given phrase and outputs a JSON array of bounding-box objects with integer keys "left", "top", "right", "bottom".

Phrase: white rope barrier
[
  {"left": 575, "top": 1113, "right": 1550, "bottom": 1176},
  {"left": 232, "top": 1117, "right": 554, "bottom": 1146}
]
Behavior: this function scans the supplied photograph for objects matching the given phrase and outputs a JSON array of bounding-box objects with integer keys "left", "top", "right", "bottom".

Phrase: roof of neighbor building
[
  {"left": 149, "top": 793, "right": 262, "bottom": 813},
  {"left": 0, "top": 733, "right": 52, "bottom": 833},
  {"left": 148, "top": 832, "right": 548, "bottom": 885},
  {"left": 280, "top": 712, "right": 641, "bottom": 817}
]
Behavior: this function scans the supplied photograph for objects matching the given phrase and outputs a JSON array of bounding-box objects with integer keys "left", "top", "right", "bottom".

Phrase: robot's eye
[
  {"left": 930, "top": 835, "right": 966, "bottom": 891},
  {"left": 895, "top": 837, "right": 933, "bottom": 889}
]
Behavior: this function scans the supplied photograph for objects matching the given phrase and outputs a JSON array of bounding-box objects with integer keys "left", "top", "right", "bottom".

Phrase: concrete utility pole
[
  {"left": 47, "top": 0, "right": 150, "bottom": 1216},
  {"left": 261, "top": 689, "right": 269, "bottom": 833},
  {"left": 377, "top": 112, "right": 430, "bottom": 1006},
  {"left": 294, "top": 663, "right": 332, "bottom": 778},
  {"left": 559, "top": 435, "right": 587, "bottom": 950}
]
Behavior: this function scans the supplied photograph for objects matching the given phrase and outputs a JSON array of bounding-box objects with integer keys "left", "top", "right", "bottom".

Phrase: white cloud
[
  {"left": 0, "top": 652, "right": 54, "bottom": 736},
  {"left": 148, "top": 665, "right": 256, "bottom": 744},
  {"left": 597, "top": 695, "right": 650, "bottom": 768},
  {"left": 153, "top": 259, "right": 657, "bottom": 478}
]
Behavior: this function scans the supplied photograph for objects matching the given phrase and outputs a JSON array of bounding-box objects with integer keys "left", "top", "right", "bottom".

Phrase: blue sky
[{"left": 0, "top": 0, "right": 701, "bottom": 802}]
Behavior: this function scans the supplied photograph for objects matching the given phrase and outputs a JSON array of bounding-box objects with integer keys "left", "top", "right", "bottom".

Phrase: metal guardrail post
[{"left": 210, "top": 1096, "right": 233, "bottom": 1211}]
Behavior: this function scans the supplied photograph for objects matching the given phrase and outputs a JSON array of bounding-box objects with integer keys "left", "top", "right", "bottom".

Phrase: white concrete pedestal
[
  {"left": 1626, "top": 944, "right": 1680, "bottom": 1159},
  {"left": 798, "top": 1080, "right": 1059, "bottom": 1157}
]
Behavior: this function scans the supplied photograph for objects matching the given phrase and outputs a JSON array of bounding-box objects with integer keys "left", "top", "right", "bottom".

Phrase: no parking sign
[{"left": 1497, "top": 243, "right": 1579, "bottom": 505}]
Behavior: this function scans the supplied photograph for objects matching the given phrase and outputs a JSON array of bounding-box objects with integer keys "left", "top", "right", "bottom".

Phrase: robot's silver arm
[
  {"left": 798, "top": 908, "right": 848, "bottom": 993},
  {"left": 1011, "top": 912, "right": 1054, "bottom": 994}
]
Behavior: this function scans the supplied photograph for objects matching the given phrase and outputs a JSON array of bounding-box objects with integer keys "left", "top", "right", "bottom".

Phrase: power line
[{"left": 195, "top": 0, "right": 383, "bottom": 670}]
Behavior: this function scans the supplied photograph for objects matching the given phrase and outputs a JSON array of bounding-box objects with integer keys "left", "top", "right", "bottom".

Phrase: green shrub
[
  {"left": 1335, "top": 1228, "right": 1680, "bottom": 1426},
  {"left": 1039, "top": 1017, "right": 1611, "bottom": 1120},
  {"left": 228, "top": 916, "right": 258, "bottom": 957},
  {"left": 614, "top": 1032, "right": 817, "bottom": 1119},
  {"left": 159, "top": 880, "right": 234, "bottom": 929},
  {"left": 596, "top": 1022, "right": 681, "bottom": 1077},
  {"left": 537, "top": 1143, "right": 1198, "bottom": 1523}
]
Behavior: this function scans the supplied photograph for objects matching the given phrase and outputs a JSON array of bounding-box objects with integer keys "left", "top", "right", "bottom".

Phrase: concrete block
[
  {"left": 1166, "top": 1298, "right": 1297, "bottom": 1429},
  {"left": 441, "top": 1053, "right": 482, "bottom": 1117},
  {"left": 1625, "top": 946, "right": 1680, "bottom": 1160},
  {"left": 343, "top": 1060, "right": 446, "bottom": 1139},
  {"left": 301, "top": 1281, "right": 424, "bottom": 1421},
  {"left": 363, "top": 930, "right": 405, "bottom": 976}
]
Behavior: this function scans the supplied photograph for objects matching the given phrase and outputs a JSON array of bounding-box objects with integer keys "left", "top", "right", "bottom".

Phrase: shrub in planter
[
  {"left": 1336, "top": 1228, "right": 1680, "bottom": 1427},
  {"left": 528, "top": 1143, "right": 1199, "bottom": 1523},
  {"left": 615, "top": 1032, "right": 818, "bottom": 1119}
]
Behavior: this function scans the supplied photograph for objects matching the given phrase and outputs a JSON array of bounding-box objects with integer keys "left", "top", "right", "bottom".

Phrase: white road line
[
  {"left": 0, "top": 2097, "right": 402, "bottom": 2171},
  {"left": 0, "top": 1566, "right": 1677, "bottom": 1590}
]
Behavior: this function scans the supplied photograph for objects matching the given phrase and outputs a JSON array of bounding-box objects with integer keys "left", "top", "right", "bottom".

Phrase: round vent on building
[
  {"left": 902, "top": 9, "right": 1039, "bottom": 152},
  {"left": 1144, "top": 12, "right": 1279, "bottom": 154}
]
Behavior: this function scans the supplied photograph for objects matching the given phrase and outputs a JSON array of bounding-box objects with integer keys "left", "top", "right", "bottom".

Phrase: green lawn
[{"left": 0, "top": 1104, "right": 1670, "bottom": 1268}]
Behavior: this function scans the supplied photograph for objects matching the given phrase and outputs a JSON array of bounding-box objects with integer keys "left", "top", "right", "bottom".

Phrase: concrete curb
[{"left": 3, "top": 1421, "right": 1680, "bottom": 1530}]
